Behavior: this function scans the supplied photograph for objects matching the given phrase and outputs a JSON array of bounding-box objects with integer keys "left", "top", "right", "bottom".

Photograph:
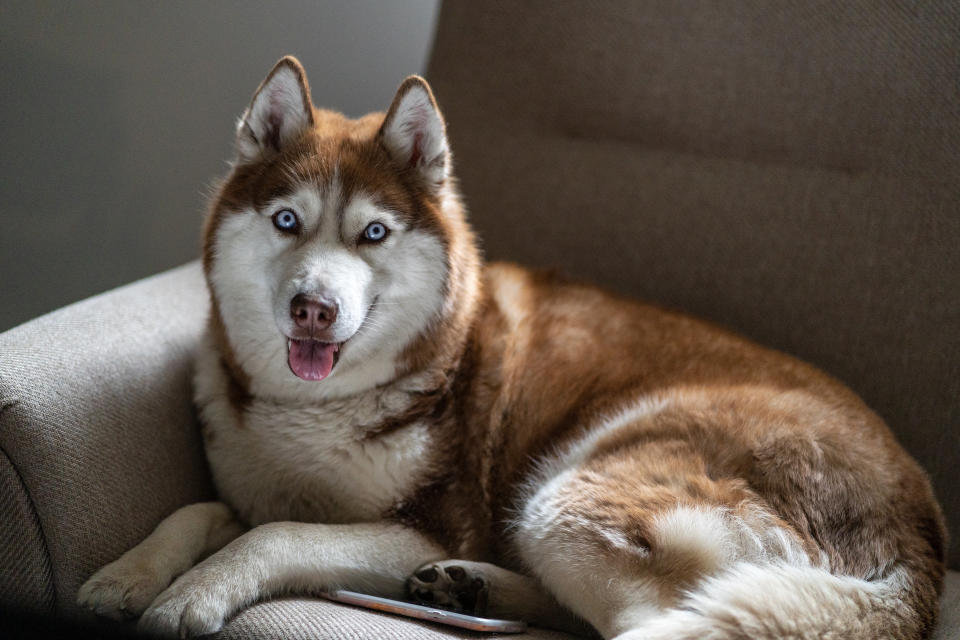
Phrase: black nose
[{"left": 290, "top": 293, "right": 338, "bottom": 332}]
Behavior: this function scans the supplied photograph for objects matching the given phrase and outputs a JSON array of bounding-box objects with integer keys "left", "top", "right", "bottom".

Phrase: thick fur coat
[{"left": 78, "top": 57, "right": 946, "bottom": 639}]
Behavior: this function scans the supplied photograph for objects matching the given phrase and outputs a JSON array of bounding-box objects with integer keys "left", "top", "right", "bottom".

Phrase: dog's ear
[
  {"left": 236, "top": 56, "right": 314, "bottom": 163},
  {"left": 379, "top": 76, "right": 448, "bottom": 192}
]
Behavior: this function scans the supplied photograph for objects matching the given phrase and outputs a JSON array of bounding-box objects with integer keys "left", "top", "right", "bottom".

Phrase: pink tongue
[{"left": 288, "top": 340, "right": 338, "bottom": 381}]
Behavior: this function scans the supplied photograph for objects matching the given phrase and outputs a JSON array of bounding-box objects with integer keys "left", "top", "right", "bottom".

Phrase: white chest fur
[{"left": 193, "top": 334, "right": 435, "bottom": 526}]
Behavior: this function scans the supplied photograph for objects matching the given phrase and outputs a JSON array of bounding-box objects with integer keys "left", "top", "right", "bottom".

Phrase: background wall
[{"left": 0, "top": 0, "right": 440, "bottom": 331}]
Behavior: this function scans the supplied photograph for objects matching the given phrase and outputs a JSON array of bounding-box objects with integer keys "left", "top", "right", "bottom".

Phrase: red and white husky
[{"left": 78, "top": 57, "right": 946, "bottom": 639}]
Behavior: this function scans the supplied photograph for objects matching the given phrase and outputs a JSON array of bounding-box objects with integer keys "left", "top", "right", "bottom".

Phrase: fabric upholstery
[
  {"left": 0, "top": 263, "right": 215, "bottom": 615},
  {"left": 211, "top": 570, "right": 960, "bottom": 639},
  {"left": 212, "top": 597, "right": 576, "bottom": 640},
  {"left": 426, "top": 0, "right": 960, "bottom": 568},
  {"left": 1, "top": 1, "right": 958, "bottom": 637},
  {"left": 936, "top": 570, "right": 960, "bottom": 639},
  {"left": 0, "top": 245, "right": 955, "bottom": 634},
  {"left": 0, "top": 447, "right": 55, "bottom": 613}
]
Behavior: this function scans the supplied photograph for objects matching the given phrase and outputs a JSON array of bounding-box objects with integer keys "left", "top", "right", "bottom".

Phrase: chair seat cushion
[
  {"left": 210, "top": 570, "right": 960, "bottom": 639},
  {"left": 212, "top": 596, "right": 577, "bottom": 639}
]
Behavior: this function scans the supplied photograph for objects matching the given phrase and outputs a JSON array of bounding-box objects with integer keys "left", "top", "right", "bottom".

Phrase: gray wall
[{"left": 0, "top": 0, "right": 440, "bottom": 331}]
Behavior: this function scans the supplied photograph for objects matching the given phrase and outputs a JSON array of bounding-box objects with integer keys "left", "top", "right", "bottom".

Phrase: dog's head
[{"left": 204, "top": 57, "right": 479, "bottom": 401}]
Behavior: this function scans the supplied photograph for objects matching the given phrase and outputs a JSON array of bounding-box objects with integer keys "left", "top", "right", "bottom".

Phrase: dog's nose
[{"left": 290, "top": 293, "right": 338, "bottom": 332}]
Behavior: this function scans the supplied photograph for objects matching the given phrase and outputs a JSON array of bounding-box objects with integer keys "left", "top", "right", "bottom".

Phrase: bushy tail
[{"left": 618, "top": 561, "right": 937, "bottom": 640}]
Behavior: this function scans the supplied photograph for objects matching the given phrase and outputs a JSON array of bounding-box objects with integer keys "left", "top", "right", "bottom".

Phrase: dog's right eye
[{"left": 272, "top": 209, "right": 301, "bottom": 234}]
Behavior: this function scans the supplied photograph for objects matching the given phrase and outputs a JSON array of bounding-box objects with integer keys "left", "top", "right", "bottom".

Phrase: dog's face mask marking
[
  {"left": 268, "top": 184, "right": 389, "bottom": 381},
  {"left": 207, "top": 58, "right": 451, "bottom": 399}
]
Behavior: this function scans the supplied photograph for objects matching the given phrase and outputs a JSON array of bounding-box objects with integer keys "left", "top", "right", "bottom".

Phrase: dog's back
[{"left": 78, "top": 57, "right": 946, "bottom": 639}]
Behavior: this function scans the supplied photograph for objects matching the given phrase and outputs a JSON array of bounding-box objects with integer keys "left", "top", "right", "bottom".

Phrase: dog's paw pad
[{"left": 406, "top": 560, "right": 488, "bottom": 616}]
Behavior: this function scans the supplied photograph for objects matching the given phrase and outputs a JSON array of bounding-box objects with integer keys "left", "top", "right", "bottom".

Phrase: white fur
[
  {"left": 194, "top": 329, "right": 439, "bottom": 525},
  {"left": 653, "top": 506, "right": 738, "bottom": 572},
  {"left": 652, "top": 505, "right": 814, "bottom": 572},
  {"left": 515, "top": 482, "right": 664, "bottom": 639},
  {"left": 381, "top": 82, "right": 448, "bottom": 189},
  {"left": 207, "top": 181, "right": 448, "bottom": 402},
  {"left": 236, "top": 63, "right": 311, "bottom": 162},
  {"left": 515, "top": 395, "right": 672, "bottom": 524},
  {"left": 515, "top": 474, "right": 823, "bottom": 637},
  {"left": 78, "top": 64, "right": 923, "bottom": 640},
  {"left": 515, "top": 394, "right": 811, "bottom": 569},
  {"left": 77, "top": 503, "right": 244, "bottom": 621},
  {"left": 136, "top": 520, "right": 445, "bottom": 637},
  {"left": 198, "top": 175, "right": 454, "bottom": 525},
  {"left": 613, "top": 562, "right": 907, "bottom": 640},
  {"left": 512, "top": 395, "right": 820, "bottom": 637},
  {"left": 507, "top": 396, "right": 675, "bottom": 636},
  {"left": 80, "top": 168, "right": 456, "bottom": 636}
]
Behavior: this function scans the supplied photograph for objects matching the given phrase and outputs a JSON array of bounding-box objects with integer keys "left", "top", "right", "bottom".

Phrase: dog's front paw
[
  {"left": 77, "top": 559, "right": 169, "bottom": 621},
  {"left": 406, "top": 560, "right": 489, "bottom": 616},
  {"left": 137, "top": 571, "right": 239, "bottom": 638}
]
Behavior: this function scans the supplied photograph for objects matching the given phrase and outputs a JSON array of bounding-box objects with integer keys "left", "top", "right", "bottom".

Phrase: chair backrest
[{"left": 426, "top": 0, "right": 960, "bottom": 568}]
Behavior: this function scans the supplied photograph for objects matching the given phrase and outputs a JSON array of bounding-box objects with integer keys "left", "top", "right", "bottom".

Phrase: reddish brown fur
[{"left": 202, "top": 59, "right": 947, "bottom": 638}]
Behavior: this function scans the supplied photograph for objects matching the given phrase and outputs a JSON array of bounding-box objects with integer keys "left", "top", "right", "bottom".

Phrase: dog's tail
[{"left": 620, "top": 560, "right": 941, "bottom": 640}]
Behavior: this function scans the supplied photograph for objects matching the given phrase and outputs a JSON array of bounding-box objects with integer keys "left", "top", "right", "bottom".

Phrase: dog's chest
[{"left": 205, "top": 392, "right": 435, "bottom": 526}]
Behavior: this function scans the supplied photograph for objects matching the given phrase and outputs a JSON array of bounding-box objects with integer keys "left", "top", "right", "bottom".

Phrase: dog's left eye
[
  {"left": 272, "top": 209, "right": 300, "bottom": 234},
  {"left": 361, "top": 222, "right": 389, "bottom": 243}
]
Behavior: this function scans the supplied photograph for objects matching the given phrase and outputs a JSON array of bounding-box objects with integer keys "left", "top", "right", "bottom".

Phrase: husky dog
[{"left": 78, "top": 57, "right": 946, "bottom": 639}]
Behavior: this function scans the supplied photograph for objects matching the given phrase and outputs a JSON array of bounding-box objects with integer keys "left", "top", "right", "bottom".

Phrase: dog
[{"left": 77, "top": 56, "right": 946, "bottom": 639}]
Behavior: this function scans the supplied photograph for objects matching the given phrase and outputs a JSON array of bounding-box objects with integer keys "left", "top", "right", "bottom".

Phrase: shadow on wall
[{"left": 0, "top": 0, "right": 440, "bottom": 331}]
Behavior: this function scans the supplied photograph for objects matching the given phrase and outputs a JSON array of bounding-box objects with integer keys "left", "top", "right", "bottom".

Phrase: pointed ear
[
  {"left": 236, "top": 56, "right": 314, "bottom": 163},
  {"left": 379, "top": 76, "right": 449, "bottom": 191}
]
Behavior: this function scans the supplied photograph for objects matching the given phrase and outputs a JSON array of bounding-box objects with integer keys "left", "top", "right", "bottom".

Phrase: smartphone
[{"left": 321, "top": 589, "right": 528, "bottom": 633}]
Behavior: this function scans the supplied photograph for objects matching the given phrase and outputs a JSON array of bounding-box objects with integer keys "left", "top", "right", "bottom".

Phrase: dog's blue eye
[
  {"left": 362, "top": 222, "right": 388, "bottom": 243},
  {"left": 272, "top": 209, "right": 300, "bottom": 233}
]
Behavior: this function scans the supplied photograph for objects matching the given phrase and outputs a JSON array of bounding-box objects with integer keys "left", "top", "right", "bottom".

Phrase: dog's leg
[
  {"left": 137, "top": 520, "right": 446, "bottom": 638},
  {"left": 406, "top": 559, "right": 591, "bottom": 634},
  {"left": 512, "top": 432, "right": 814, "bottom": 639},
  {"left": 78, "top": 501, "right": 245, "bottom": 620}
]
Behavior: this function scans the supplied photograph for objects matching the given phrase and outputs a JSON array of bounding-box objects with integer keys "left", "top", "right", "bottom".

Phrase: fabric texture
[
  {"left": 212, "top": 597, "right": 577, "bottom": 640},
  {"left": 936, "top": 570, "right": 960, "bottom": 639},
  {"left": 0, "top": 446, "right": 55, "bottom": 613},
  {"left": 427, "top": 0, "right": 960, "bottom": 568},
  {"left": 0, "top": 263, "right": 215, "bottom": 616},
  {"left": 1, "top": 1, "right": 958, "bottom": 637}
]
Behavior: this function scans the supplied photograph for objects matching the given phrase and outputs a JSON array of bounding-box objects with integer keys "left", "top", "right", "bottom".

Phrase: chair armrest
[{"left": 0, "top": 262, "right": 215, "bottom": 617}]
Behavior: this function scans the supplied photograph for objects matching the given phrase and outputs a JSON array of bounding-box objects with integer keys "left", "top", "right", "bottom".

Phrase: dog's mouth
[
  {"left": 286, "top": 339, "right": 342, "bottom": 381},
  {"left": 283, "top": 296, "right": 378, "bottom": 382}
]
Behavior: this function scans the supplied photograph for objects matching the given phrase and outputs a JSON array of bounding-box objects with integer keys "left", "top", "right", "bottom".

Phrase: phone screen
[{"left": 321, "top": 589, "right": 528, "bottom": 633}]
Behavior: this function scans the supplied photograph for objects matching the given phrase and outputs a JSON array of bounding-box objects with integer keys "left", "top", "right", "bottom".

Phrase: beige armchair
[{"left": 2, "top": 1, "right": 957, "bottom": 637}]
